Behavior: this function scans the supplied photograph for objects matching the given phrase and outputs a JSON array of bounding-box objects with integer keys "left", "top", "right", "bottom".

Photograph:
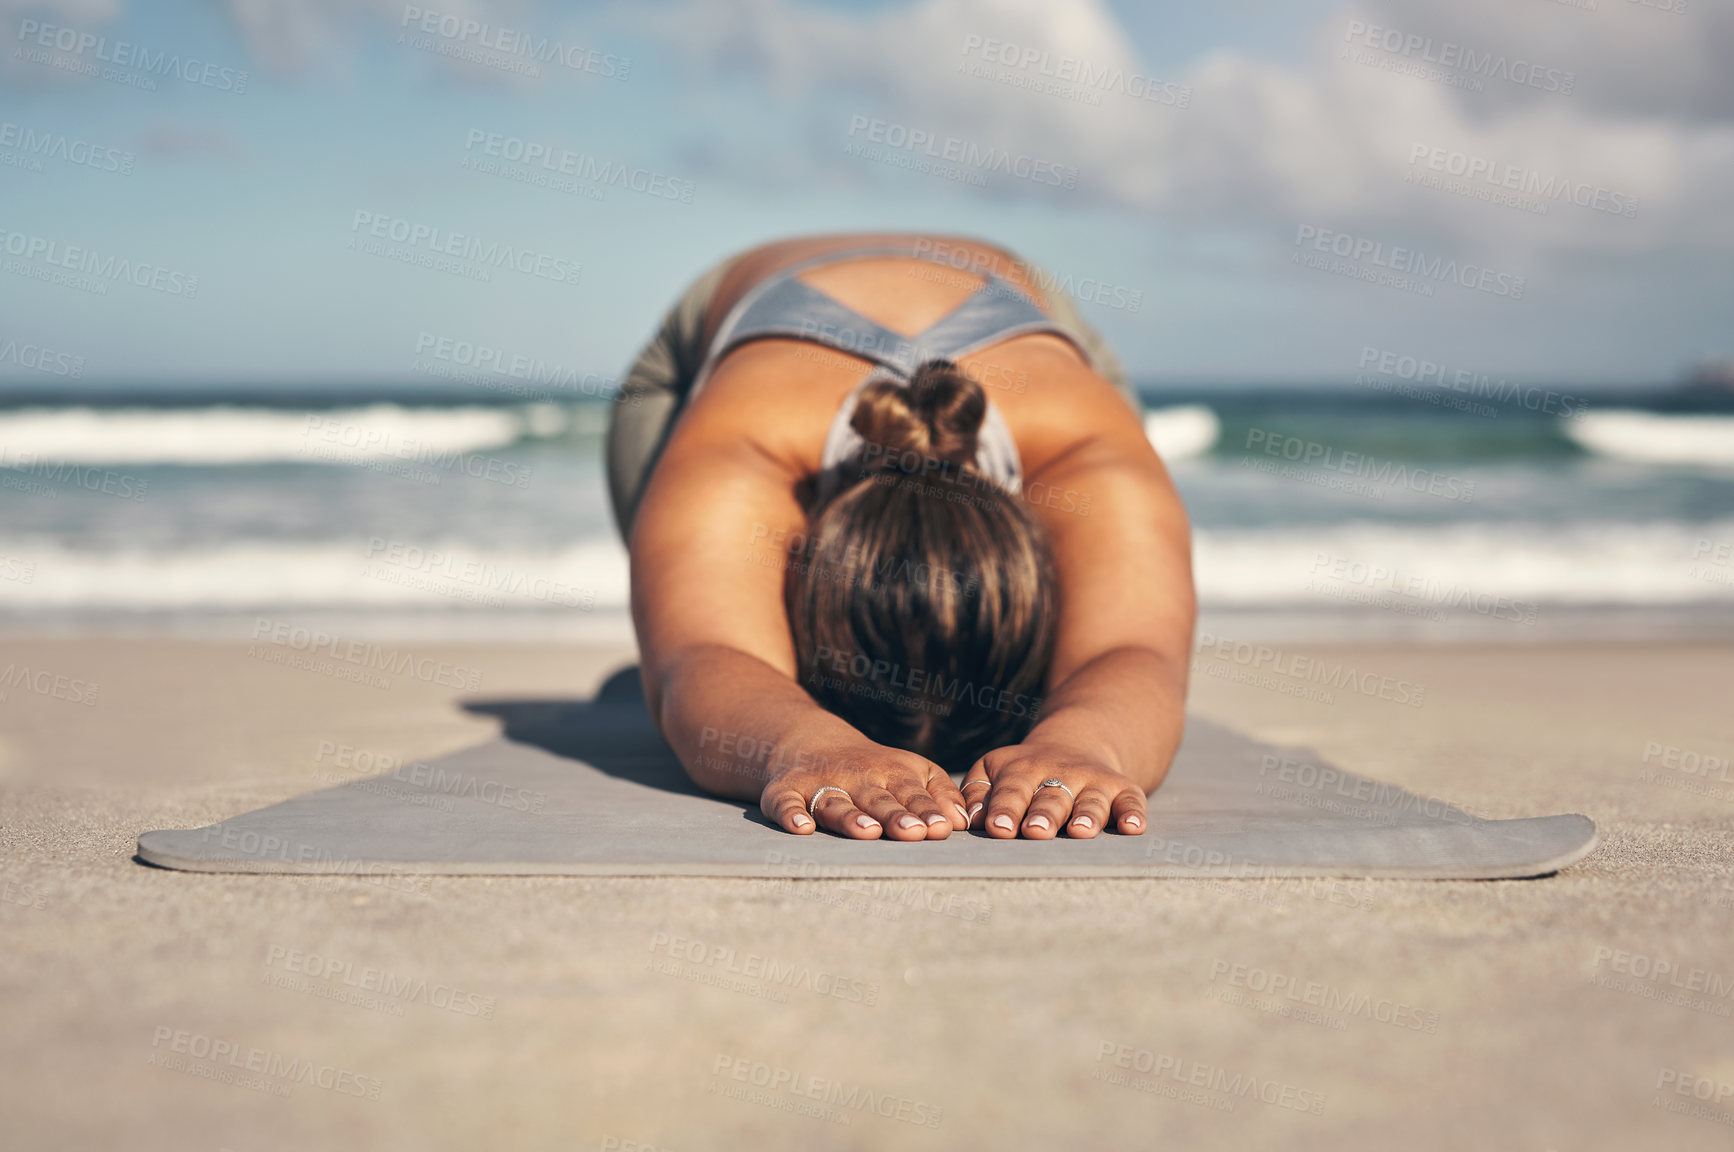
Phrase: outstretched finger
[
  {"left": 922, "top": 771, "right": 971, "bottom": 832},
  {"left": 959, "top": 770, "right": 994, "bottom": 829},
  {"left": 812, "top": 788, "right": 884, "bottom": 839},
  {"left": 1109, "top": 788, "right": 1147, "bottom": 835},
  {"left": 1021, "top": 782, "right": 1074, "bottom": 840},
  {"left": 763, "top": 787, "right": 816, "bottom": 835},
  {"left": 852, "top": 785, "right": 928, "bottom": 841},
  {"left": 891, "top": 777, "right": 955, "bottom": 839},
  {"left": 984, "top": 775, "right": 1034, "bottom": 839},
  {"left": 1065, "top": 788, "right": 1113, "bottom": 839}
]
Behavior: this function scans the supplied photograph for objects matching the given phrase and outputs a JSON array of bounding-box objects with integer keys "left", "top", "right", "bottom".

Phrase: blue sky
[{"left": 1, "top": 0, "right": 1729, "bottom": 388}]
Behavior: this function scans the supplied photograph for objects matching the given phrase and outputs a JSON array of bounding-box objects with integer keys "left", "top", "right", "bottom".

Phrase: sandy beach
[{"left": 3, "top": 635, "right": 1731, "bottom": 1150}]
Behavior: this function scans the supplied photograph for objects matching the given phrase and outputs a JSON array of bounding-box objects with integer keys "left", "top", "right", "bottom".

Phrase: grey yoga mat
[{"left": 137, "top": 668, "right": 1597, "bottom": 880}]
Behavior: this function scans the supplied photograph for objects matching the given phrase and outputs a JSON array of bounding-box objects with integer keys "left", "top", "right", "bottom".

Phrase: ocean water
[{"left": 2, "top": 384, "right": 1732, "bottom": 641}]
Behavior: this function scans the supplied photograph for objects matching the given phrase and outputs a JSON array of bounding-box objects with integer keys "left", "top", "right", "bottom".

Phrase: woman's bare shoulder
[
  {"left": 659, "top": 342, "right": 865, "bottom": 480},
  {"left": 966, "top": 335, "right": 1150, "bottom": 479}
]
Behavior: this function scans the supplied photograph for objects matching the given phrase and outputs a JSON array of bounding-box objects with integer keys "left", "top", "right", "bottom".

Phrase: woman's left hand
[{"left": 963, "top": 739, "right": 1147, "bottom": 839}]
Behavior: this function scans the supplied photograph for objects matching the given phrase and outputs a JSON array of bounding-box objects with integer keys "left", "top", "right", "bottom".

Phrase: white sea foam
[
  {"left": 2, "top": 521, "right": 1730, "bottom": 611},
  {"left": 1197, "top": 520, "right": 1734, "bottom": 606},
  {"left": 1566, "top": 410, "right": 1734, "bottom": 468},
  {"left": 0, "top": 405, "right": 528, "bottom": 465},
  {"left": 1144, "top": 404, "right": 1219, "bottom": 460},
  {"left": 0, "top": 538, "right": 630, "bottom": 610}
]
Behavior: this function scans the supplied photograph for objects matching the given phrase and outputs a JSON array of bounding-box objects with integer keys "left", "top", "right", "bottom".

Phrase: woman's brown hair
[{"left": 785, "top": 360, "right": 1057, "bottom": 771}]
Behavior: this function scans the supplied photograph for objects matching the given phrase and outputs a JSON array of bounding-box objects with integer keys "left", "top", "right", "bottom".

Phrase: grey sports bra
[{"left": 689, "top": 245, "right": 1094, "bottom": 505}]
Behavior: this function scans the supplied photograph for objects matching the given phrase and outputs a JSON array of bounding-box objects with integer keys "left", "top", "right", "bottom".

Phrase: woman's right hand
[{"left": 760, "top": 741, "right": 970, "bottom": 840}]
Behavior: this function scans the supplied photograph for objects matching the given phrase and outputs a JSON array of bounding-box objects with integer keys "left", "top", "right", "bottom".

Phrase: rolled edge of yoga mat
[{"left": 136, "top": 814, "right": 1598, "bottom": 881}]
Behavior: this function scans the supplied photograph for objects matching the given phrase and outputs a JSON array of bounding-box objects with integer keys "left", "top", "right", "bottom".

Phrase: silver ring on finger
[
  {"left": 962, "top": 778, "right": 992, "bottom": 791},
  {"left": 808, "top": 785, "right": 850, "bottom": 817},
  {"left": 1034, "top": 778, "right": 1074, "bottom": 800}
]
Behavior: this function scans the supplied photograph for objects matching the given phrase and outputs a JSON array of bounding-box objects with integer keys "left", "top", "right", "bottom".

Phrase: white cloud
[
  {"left": 643, "top": 0, "right": 1734, "bottom": 255},
  {"left": 12, "top": 0, "right": 1727, "bottom": 255}
]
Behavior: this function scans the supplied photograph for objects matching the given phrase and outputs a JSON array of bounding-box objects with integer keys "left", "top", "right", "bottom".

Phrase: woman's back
[
  {"left": 613, "top": 232, "right": 1194, "bottom": 845},
  {"left": 680, "top": 233, "right": 1138, "bottom": 493}
]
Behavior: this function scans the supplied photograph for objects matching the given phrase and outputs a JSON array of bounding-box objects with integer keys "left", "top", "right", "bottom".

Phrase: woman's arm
[
  {"left": 628, "top": 351, "right": 969, "bottom": 839},
  {"left": 965, "top": 341, "right": 1197, "bottom": 837}
]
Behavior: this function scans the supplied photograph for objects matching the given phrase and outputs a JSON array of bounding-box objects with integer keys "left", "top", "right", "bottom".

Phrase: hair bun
[{"left": 849, "top": 359, "right": 985, "bottom": 470}]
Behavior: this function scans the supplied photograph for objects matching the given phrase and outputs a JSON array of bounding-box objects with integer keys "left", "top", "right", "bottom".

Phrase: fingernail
[
  {"left": 1028, "top": 815, "right": 1051, "bottom": 831},
  {"left": 952, "top": 804, "right": 968, "bottom": 823},
  {"left": 857, "top": 815, "right": 880, "bottom": 829},
  {"left": 926, "top": 813, "right": 949, "bottom": 827},
  {"left": 991, "top": 814, "right": 1013, "bottom": 831},
  {"left": 967, "top": 803, "right": 983, "bottom": 822},
  {"left": 897, "top": 815, "right": 921, "bottom": 830},
  {"left": 1072, "top": 815, "right": 1093, "bottom": 830},
  {"left": 793, "top": 814, "right": 812, "bottom": 828},
  {"left": 1125, "top": 814, "right": 1142, "bottom": 829}
]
